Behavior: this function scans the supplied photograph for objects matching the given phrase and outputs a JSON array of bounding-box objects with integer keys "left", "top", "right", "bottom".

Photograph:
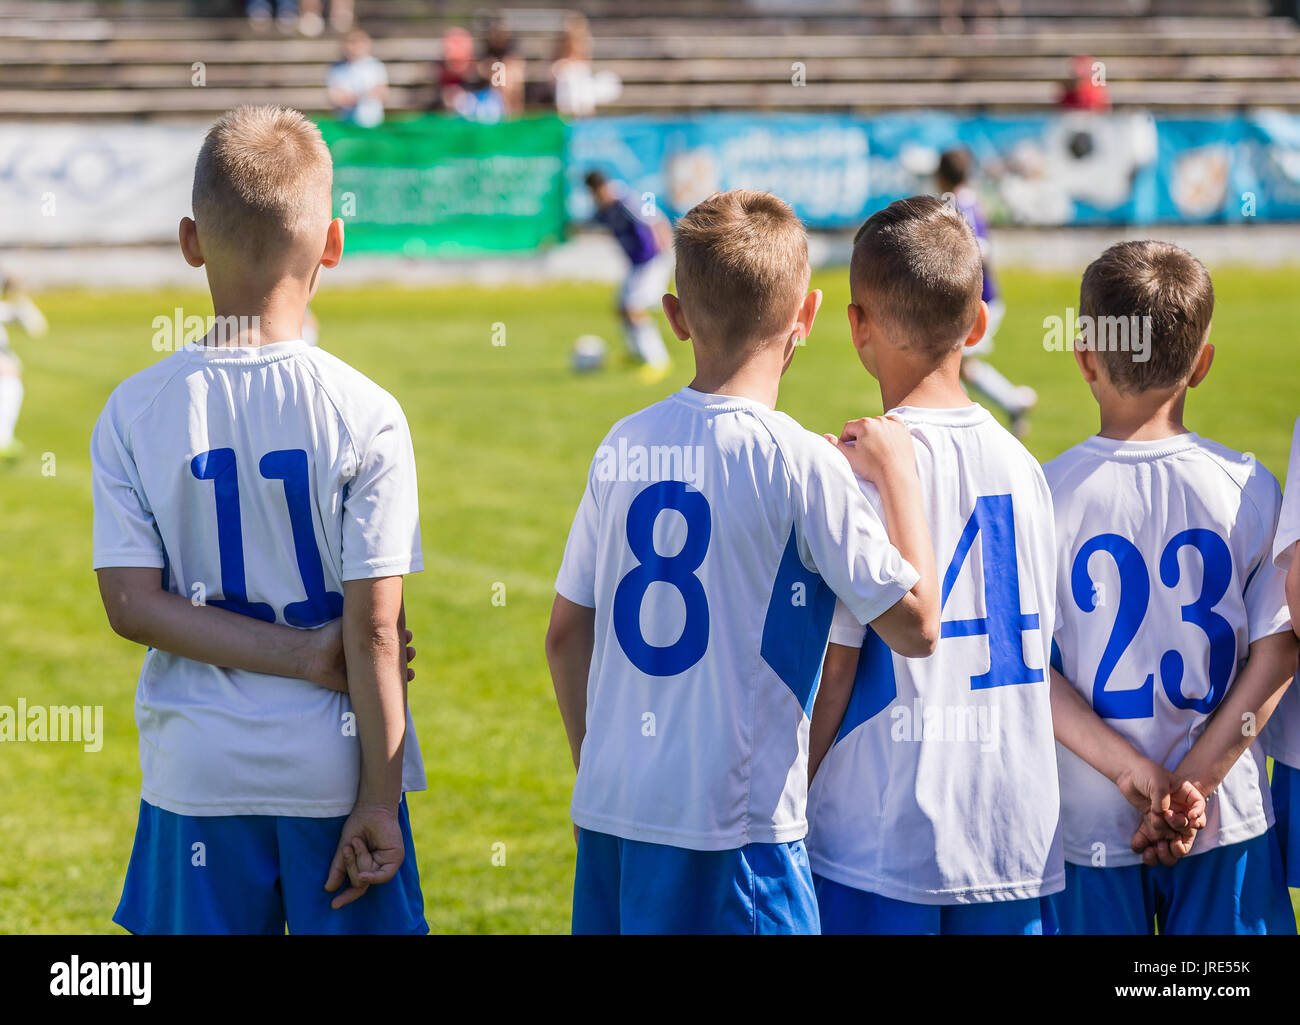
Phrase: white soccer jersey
[
  {"left": 1265, "top": 416, "right": 1300, "bottom": 768},
  {"left": 91, "top": 339, "right": 426, "bottom": 818},
  {"left": 806, "top": 404, "right": 1062, "bottom": 904},
  {"left": 1046, "top": 433, "right": 1289, "bottom": 866},
  {"left": 554, "top": 387, "right": 920, "bottom": 851}
]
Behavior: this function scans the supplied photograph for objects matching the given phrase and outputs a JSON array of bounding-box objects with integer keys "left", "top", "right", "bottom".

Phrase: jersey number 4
[
  {"left": 941, "top": 494, "right": 1044, "bottom": 689},
  {"left": 191, "top": 447, "right": 343, "bottom": 628}
]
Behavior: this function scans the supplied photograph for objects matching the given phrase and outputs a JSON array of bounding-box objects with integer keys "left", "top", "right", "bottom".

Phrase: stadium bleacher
[{"left": 1, "top": 0, "right": 1298, "bottom": 118}]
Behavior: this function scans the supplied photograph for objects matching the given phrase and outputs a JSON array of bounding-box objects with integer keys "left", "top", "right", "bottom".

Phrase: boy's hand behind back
[
  {"left": 325, "top": 804, "right": 405, "bottom": 910},
  {"left": 829, "top": 416, "right": 919, "bottom": 488},
  {"left": 306, "top": 623, "right": 418, "bottom": 693},
  {"left": 1127, "top": 775, "right": 1208, "bottom": 866}
]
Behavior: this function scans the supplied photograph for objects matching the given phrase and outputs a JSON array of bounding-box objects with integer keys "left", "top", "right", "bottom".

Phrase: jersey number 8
[{"left": 613, "top": 481, "right": 711, "bottom": 677}]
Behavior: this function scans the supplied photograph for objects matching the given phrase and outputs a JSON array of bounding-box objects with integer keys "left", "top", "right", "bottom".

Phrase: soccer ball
[{"left": 571, "top": 334, "right": 608, "bottom": 373}]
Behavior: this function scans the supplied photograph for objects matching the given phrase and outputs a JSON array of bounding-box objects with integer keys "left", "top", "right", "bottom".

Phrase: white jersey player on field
[
  {"left": 806, "top": 197, "right": 1063, "bottom": 935},
  {"left": 546, "top": 190, "right": 940, "bottom": 935},
  {"left": 1045, "top": 240, "right": 1296, "bottom": 935},
  {"left": 92, "top": 106, "right": 428, "bottom": 935},
  {"left": 1256, "top": 414, "right": 1300, "bottom": 894},
  {"left": 0, "top": 265, "right": 49, "bottom": 462}
]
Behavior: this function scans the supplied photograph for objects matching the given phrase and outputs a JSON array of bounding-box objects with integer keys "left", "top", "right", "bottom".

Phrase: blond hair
[
  {"left": 673, "top": 190, "right": 810, "bottom": 352},
  {"left": 192, "top": 105, "right": 333, "bottom": 263}
]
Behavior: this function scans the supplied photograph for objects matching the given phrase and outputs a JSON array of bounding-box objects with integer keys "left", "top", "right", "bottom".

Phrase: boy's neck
[
  {"left": 205, "top": 278, "right": 311, "bottom": 347},
  {"left": 877, "top": 350, "right": 972, "bottom": 414},
  {"left": 1097, "top": 388, "right": 1191, "bottom": 442},
  {"left": 688, "top": 340, "right": 783, "bottom": 409}
]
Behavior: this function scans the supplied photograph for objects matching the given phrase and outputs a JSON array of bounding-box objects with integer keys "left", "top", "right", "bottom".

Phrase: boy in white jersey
[
  {"left": 1047, "top": 240, "right": 1296, "bottom": 934},
  {"left": 1267, "top": 417, "right": 1300, "bottom": 892},
  {"left": 806, "top": 195, "right": 1064, "bottom": 935},
  {"left": 92, "top": 106, "right": 427, "bottom": 934},
  {"left": 546, "top": 189, "right": 940, "bottom": 935}
]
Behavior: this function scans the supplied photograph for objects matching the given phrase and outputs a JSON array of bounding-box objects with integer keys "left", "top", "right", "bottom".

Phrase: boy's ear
[
  {"left": 846, "top": 301, "right": 868, "bottom": 353},
  {"left": 1187, "top": 340, "right": 1215, "bottom": 388},
  {"left": 179, "top": 217, "right": 204, "bottom": 268},
  {"left": 963, "top": 301, "right": 989, "bottom": 350},
  {"left": 794, "top": 289, "right": 823, "bottom": 344},
  {"left": 1074, "top": 343, "right": 1099, "bottom": 383},
  {"left": 320, "top": 218, "right": 345, "bottom": 269},
  {"left": 662, "top": 293, "right": 691, "bottom": 341}
]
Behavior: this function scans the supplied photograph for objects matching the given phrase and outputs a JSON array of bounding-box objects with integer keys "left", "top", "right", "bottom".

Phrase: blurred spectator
[
  {"left": 1058, "top": 54, "right": 1111, "bottom": 112},
  {"left": 246, "top": 0, "right": 350, "bottom": 36},
  {"left": 327, "top": 29, "right": 388, "bottom": 127},
  {"left": 245, "top": 0, "right": 297, "bottom": 32},
  {"left": 300, "top": 0, "right": 353, "bottom": 36},
  {"left": 435, "top": 27, "right": 505, "bottom": 122},
  {"left": 551, "top": 13, "right": 620, "bottom": 117},
  {"left": 483, "top": 19, "right": 524, "bottom": 116}
]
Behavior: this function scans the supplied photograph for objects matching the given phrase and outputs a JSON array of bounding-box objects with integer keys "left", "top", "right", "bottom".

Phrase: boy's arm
[
  {"left": 832, "top": 416, "right": 939, "bottom": 658},
  {"left": 1169, "top": 630, "right": 1297, "bottom": 805},
  {"left": 652, "top": 214, "right": 674, "bottom": 252},
  {"left": 97, "top": 566, "right": 348, "bottom": 690},
  {"left": 1130, "top": 630, "right": 1295, "bottom": 866},
  {"left": 1286, "top": 547, "right": 1300, "bottom": 639},
  {"left": 1050, "top": 666, "right": 1203, "bottom": 863},
  {"left": 809, "top": 642, "right": 859, "bottom": 781},
  {"left": 546, "top": 595, "right": 595, "bottom": 771},
  {"left": 325, "top": 575, "right": 410, "bottom": 909}
]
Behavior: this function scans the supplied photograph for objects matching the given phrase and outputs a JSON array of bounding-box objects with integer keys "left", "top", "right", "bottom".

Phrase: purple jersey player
[
  {"left": 937, "top": 149, "right": 1037, "bottom": 438},
  {"left": 584, "top": 169, "right": 674, "bottom": 381}
]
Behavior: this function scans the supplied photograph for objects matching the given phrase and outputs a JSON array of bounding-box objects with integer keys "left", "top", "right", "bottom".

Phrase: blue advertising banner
[{"left": 568, "top": 111, "right": 1300, "bottom": 228}]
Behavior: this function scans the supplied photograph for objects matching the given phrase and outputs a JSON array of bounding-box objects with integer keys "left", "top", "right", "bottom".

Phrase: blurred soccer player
[
  {"left": 0, "top": 268, "right": 48, "bottom": 462},
  {"left": 1047, "top": 241, "right": 1295, "bottom": 934},
  {"left": 92, "top": 106, "right": 427, "bottom": 935},
  {"left": 584, "top": 169, "right": 674, "bottom": 383},
  {"left": 935, "top": 148, "right": 1038, "bottom": 438},
  {"left": 1267, "top": 416, "right": 1300, "bottom": 896},
  {"left": 806, "top": 196, "right": 1063, "bottom": 935},
  {"left": 546, "top": 189, "right": 939, "bottom": 935}
]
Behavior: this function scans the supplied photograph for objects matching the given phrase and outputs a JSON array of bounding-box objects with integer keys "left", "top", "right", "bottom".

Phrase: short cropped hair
[
  {"left": 1079, "top": 240, "right": 1214, "bottom": 393},
  {"left": 850, "top": 195, "right": 983, "bottom": 360},
  {"left": 192, "top": 105, "right": 333, "bottom": 263},
  {"left": 673, "top": 190, "right": 809, "bottom": 351}
]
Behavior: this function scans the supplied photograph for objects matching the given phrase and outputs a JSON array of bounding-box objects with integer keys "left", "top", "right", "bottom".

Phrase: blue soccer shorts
[
  {"left": 1270, "top": 760, "right": 1300, "bottom": 888},
  {"left": 114, "top": 797, "right": 428, "bottom": 935},
  {"left": 813, "top": 873, "right": 1057, "bottom": 935},
  {"left": 572, "top": 828, "right": 820, "bottom": 935},
  {"left": 1052, "top": 827, "right": 1295, "bottom": 935}
]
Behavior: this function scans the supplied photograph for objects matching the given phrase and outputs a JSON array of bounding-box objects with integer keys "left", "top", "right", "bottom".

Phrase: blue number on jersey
[
  {"left": 190, "top": 448, "right": 275, "bottom": 623},
  {"left": 1069, "top": 528, "right": 1236, "bottom": 718},
  {"left": 260, "top": 449, "right": 344, "bottom": 628},
  {"left": 1070, "top": 533, "right": 1153, "bottom": 719},
  {"left": 613, "top": 480, "right": 710, "bottom": 677},
  {"left": 1158, "top": 529, "right": 1236, "bottom": 714},
  {"left": 940, "top": 494, "right": 1043, "bottom": 690},
  {"left": 191, "top": 448, "right": 343, "bottom": 628}
]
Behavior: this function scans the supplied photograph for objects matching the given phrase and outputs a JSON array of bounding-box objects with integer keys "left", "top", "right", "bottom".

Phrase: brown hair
[
  {"left": 849, "top": 195, "right": 984, "bottom": 361},
  {"left": 673, "top": 189, "right": 810, "bottom": 352},
  {"left": 192, "top": 105, "right": 333, "bottom": 264},
  {"left": 936, "top": 148, "right": 971, "bottom": 189},
  {"left": 1079, "top": 240, "right": 1214, "bottom": 393}
]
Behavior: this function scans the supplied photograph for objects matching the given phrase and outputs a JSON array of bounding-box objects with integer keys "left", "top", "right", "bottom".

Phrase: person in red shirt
[{"left": 1058, "top": 55, "right": 1111, "bottom": 112}]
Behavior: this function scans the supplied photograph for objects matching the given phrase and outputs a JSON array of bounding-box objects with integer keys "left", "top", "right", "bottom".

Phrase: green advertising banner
[{"left": 317, "top": 115, "right": 567, "bottom": 255}]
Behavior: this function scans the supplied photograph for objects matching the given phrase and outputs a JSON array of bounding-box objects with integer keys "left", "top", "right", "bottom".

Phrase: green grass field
[{"left": 2, "top": 264, "right": 1299, "bottom": 934}]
